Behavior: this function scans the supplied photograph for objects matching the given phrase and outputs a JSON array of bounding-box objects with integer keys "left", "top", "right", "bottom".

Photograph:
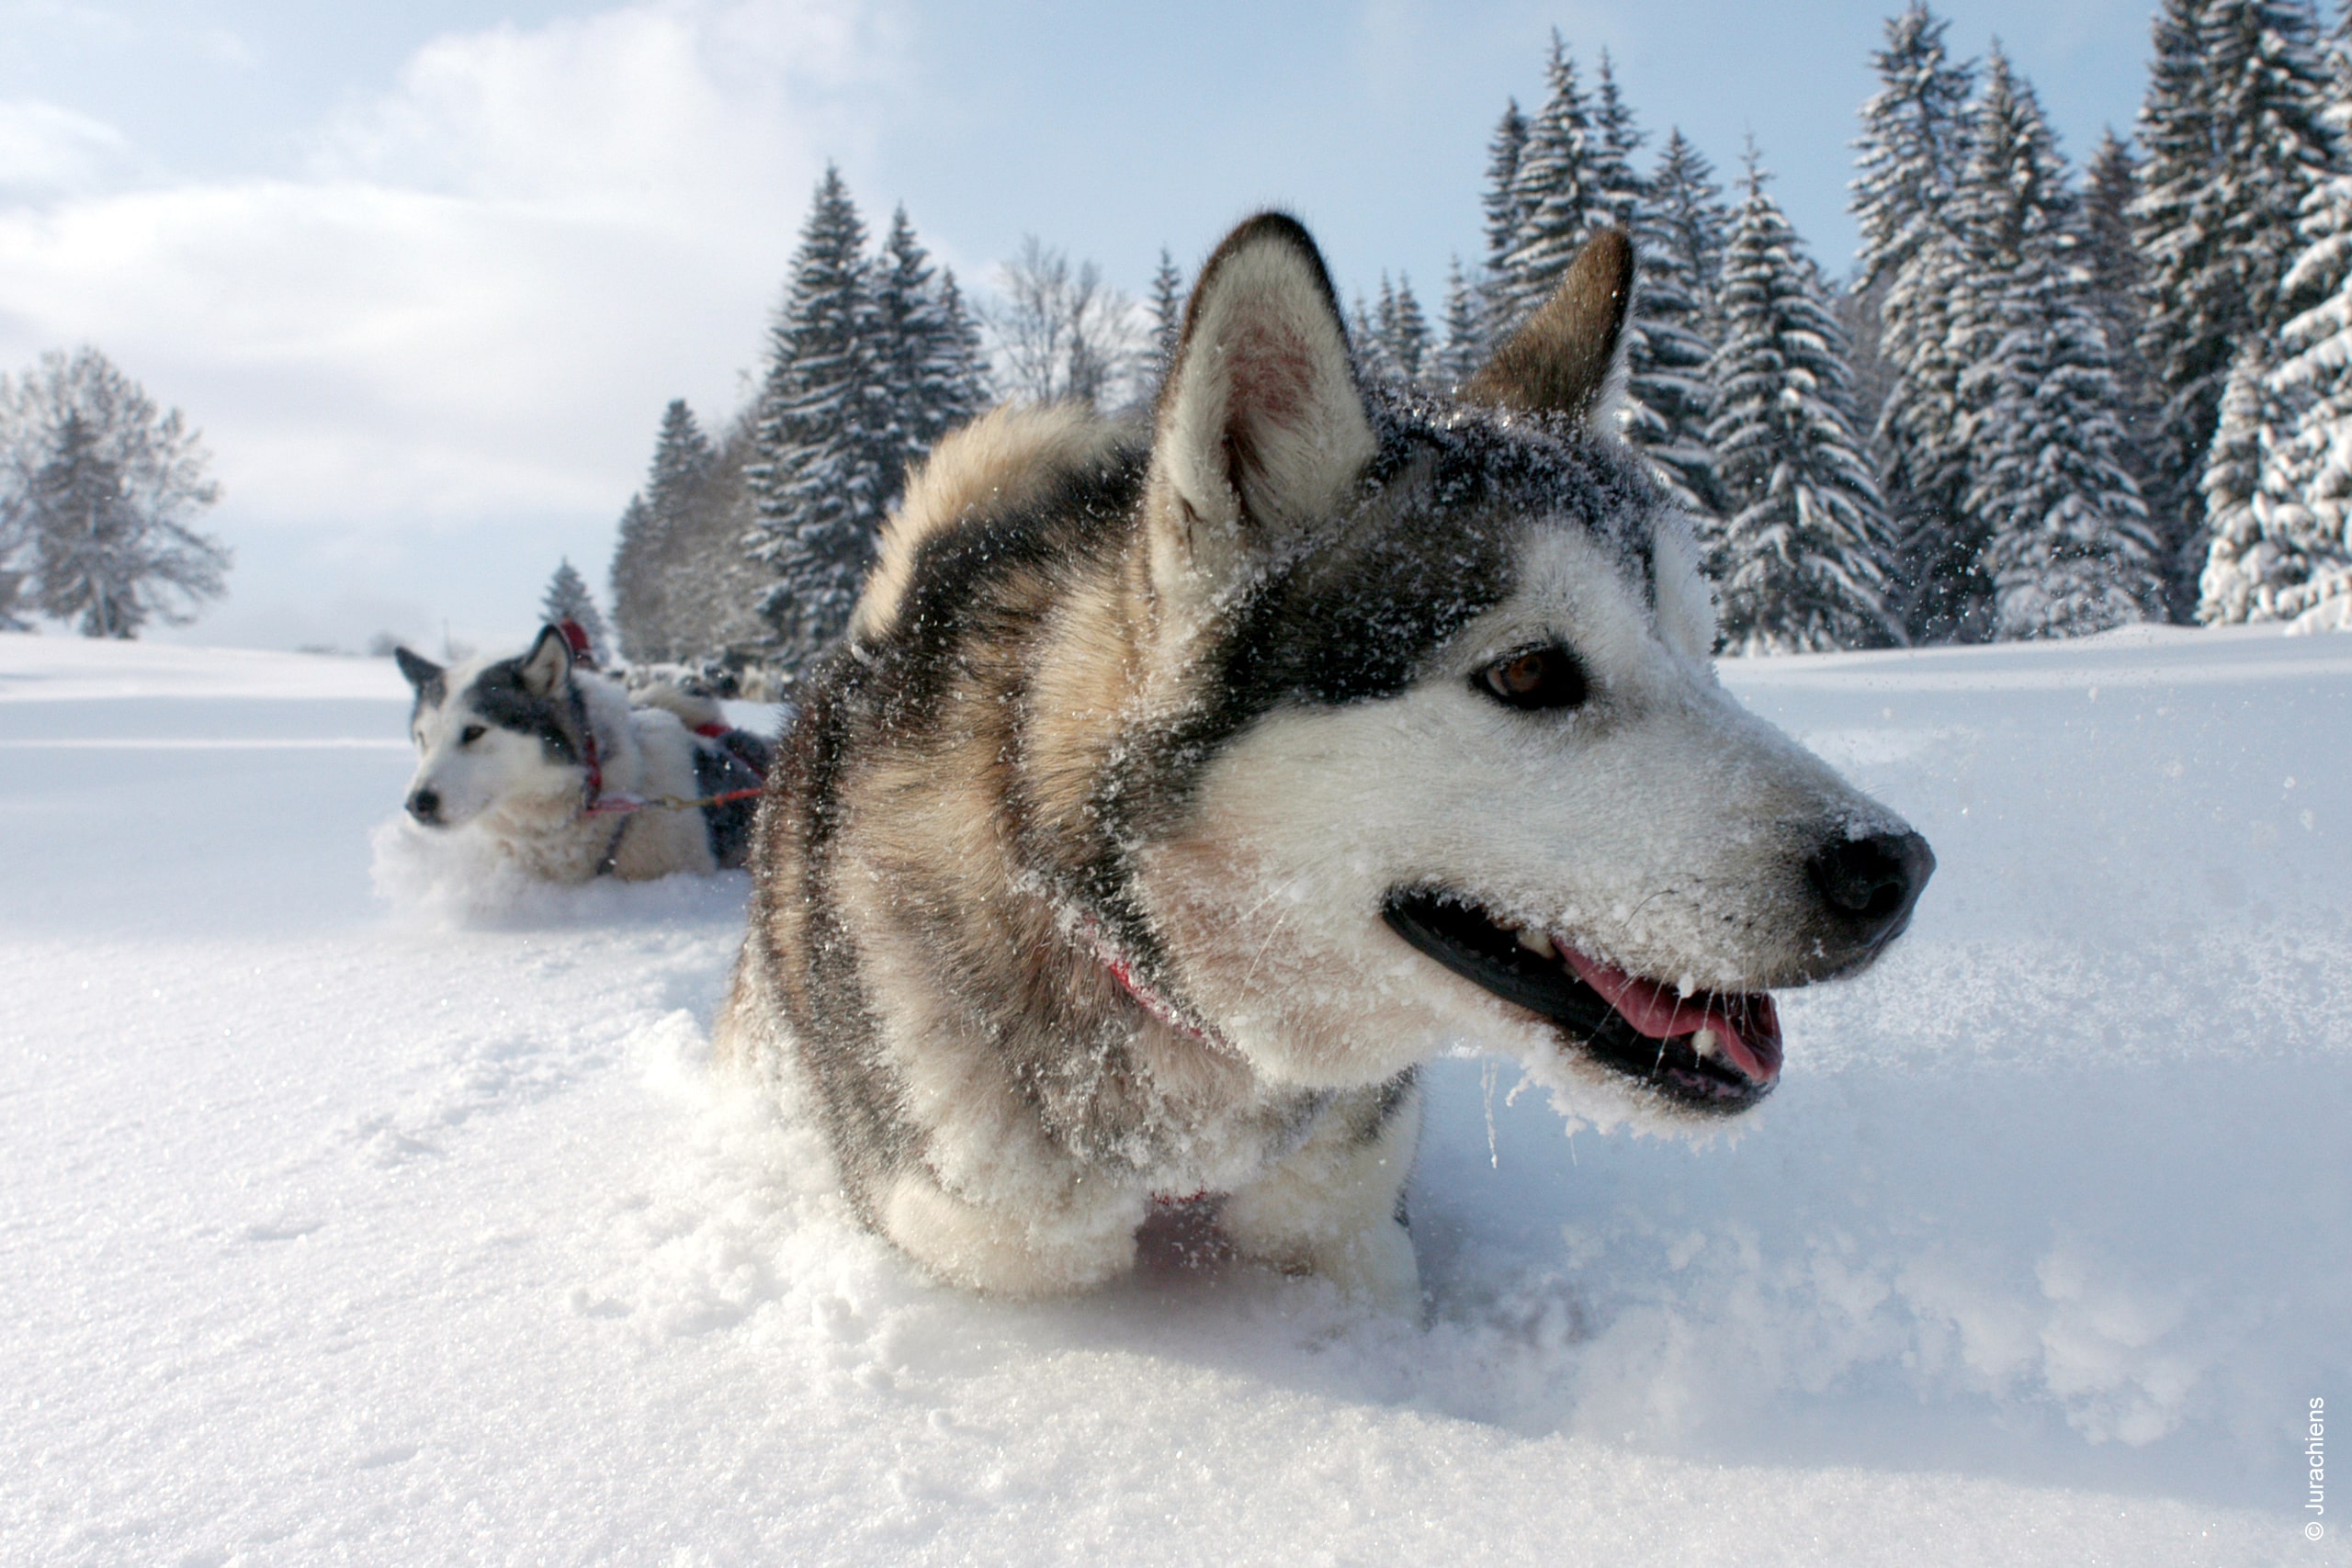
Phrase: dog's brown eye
[
  {"left": 1478, "top": 647, "right": 1588, "bottom": 711},
  {"left": 460, "top": 725, "right": 487, "bottom": 745}
]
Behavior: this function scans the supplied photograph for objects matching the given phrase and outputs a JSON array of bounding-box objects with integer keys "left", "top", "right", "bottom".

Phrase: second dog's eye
[
  {"left": 1477, "top": 646, "right": 1589, "bottom": 711},
  {"left": 460, "top": 725, "right": 487, "bottom": 745}
]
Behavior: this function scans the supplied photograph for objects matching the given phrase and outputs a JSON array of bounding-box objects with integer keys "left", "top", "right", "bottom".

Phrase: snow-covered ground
[{"left": 2, "top": 625, "right": 2346, "bottom": 1566}]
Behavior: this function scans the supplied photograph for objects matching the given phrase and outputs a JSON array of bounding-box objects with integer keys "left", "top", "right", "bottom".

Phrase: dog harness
[{"left": 565, "top": 679, "right": 772, "bottom": 876}]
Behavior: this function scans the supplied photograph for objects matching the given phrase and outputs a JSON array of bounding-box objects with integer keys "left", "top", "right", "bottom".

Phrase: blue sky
[{"left": 0, "top": 0, "right": 2157, "bottom": 651}]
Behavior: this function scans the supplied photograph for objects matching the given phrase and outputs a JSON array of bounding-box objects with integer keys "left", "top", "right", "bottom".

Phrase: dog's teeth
[
  {"left": 1516, "top": 927, "right": 1555, "bottom": 957},
  {"left": 1677, "top": 973, "right": 1696, "bottom": 998},
  {"left": 1691, "top": 1027, "right": 1720, "bottom": 1059}
]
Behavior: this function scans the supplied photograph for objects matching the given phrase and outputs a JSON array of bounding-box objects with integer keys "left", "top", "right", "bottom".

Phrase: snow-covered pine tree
[
  {"left": 1144, "top": 248, "right": 1185, "bottom": 395},
  {"left": 1850, "top": 2, "right": 1979, "bottom": 640},
  {"left": 2083, "top": 131, "right": 2155, "bottom": 414},
  {"left": 1946, "top": 51, "right": 2165, "bottom": 637},
  {"left": 871, "top": 206, "right": 990, "bottom": 479},
  {"left": 0, "top": 346, "right": 228, "bottom": 638},
  {"left": 1350, "top": 291, "right": 1392, "bottom": 384},
  {"left": 1611, "top": 108, "right": 1725, "bottom": 524},
  {"left": 609, "top": 494, "right": 660, "bottom": 658},
  {"left": 2133, "top": 0, "right": 2340, "bottom": 617},
  {"left": 1852, "top": 2, "right": 1978, "bottom": 292},
  {"left": 1705, "top": 153, "right": 1903, "bottom": 654},
  {"left": 933, "top": 269, "right": 992, "bottom": 422},
  {"left": 1432, "top": 258, "right": 1486, "bottom": 391},
  {"left": 1478, "top": 98, "right": 1532, "bottom": 348},
  {"left": 541, "top": 558, "right": 612, "bottom": 664},
  {"left": 1498, "top": 36, "right": 1600, "bottom": 335},
  {"left": 2208, "top": 6, "right": 2352, "bottom": 624},
  {"left": 1647, "top": 129, "right": 1733, "bottom": 331},
  {"left": 1373, "top": 275, "right": 1433, "bottom": 387},
  {"left": 1587, "top": 52, "right": 1647, "bottom": 232},
  {"left": 610, "top": 399, "right": 712, "bottom": 662},
  {"left": 746, "top": 164, "right": 894, "bottom": 679}
]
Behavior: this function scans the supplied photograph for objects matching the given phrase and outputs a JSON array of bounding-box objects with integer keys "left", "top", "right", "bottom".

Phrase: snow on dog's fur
[
  {"left": 392, "top": 626, "right": 765, "bottom": 886},
  {"left": 718, "top": 216, "right": 1934, "bottom": 1309}
]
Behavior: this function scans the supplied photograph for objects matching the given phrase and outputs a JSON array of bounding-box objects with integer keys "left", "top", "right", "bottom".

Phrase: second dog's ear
[
  {"left": 1464, "top": 228, "right": 1633, "bottom": 424},
  {"left": 1154, "top": 213, "right": 1375, "bottom": 588},
  {"left": 519, "top": 623, "right": 571, "bottom": 698},
  {"left": 393, "top": 646, "right": 444, "bottom": 697}
]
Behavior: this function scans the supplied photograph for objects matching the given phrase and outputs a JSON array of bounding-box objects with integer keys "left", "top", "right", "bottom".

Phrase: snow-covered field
[{"left": 2, "top": 625, "right": 2346, "bottom": 1566}]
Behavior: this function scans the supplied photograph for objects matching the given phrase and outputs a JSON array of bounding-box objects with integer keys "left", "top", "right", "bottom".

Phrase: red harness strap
[{"left": 1073, "top": 914, "right": 1237, "bottom": 1057}]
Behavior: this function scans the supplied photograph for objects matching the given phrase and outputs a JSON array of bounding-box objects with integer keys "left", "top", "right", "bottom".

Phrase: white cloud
[
  {"left": 0, "top": 0, "right": 906, "bottom": 537},
  {"left": 0, "top": 100, "right": 131, "bottom": 194}
]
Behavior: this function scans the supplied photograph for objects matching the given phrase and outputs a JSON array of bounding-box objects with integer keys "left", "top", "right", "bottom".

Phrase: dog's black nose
[
  {"left": 1807, "top": 829, "right": 1934, "bottom": 948},
  {"left": 407, "top": 787, "right": 443, "bottom": 826}
]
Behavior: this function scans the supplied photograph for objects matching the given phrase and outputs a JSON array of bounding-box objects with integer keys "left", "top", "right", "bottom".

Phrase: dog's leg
[
  {"left": 1221, "top": 1075, "right": 1422, "bottom": 1311},
  {"left": 877, "top": 1164, "right": 1145, "bottom": 1299}
]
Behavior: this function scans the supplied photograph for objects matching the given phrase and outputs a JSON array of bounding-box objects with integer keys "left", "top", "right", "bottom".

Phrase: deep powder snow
[{"left": 1, "top": 625, "right": 2346, "bottom": 1565}]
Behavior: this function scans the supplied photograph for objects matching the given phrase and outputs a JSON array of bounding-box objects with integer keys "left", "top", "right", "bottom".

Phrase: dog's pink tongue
[{"left": 1558, "top": 948, "right": 1781, "bottom": 1086}]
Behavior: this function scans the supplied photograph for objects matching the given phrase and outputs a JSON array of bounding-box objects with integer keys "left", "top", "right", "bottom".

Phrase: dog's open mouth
[{"left": 1382, "top": 889, "right": 1781, "bottom": 1112}]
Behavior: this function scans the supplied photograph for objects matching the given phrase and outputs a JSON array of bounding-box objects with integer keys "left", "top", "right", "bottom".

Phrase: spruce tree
[
  {"left": 609, "top": 494, "right": 661, "bottom": 660},
  {"left": 1479, "top": 99, "right": 1532, "bottom": 346},
  {"left": 1349, "top": 293, "right": 1391, "bottom": 384},
  {"left": 871, "top": 206, "right": 989, "bottom": 475},
  {"left": 1706, "top": 153, "right": 1902, "bottom": 653},
  {"left": 1144, "top": 248, "right": 1186, "bottom": 394},
  {"left": 1647, "top": 129, "right": 1733, "bottom": 330},
  {"left": 1618, "top": 117, "right": 1725, "bottom": 523},
  {"left": 2210, "top": 14, "right": 2352, "bottom": 624},
  {"left": 611, "top": 398, "right": 713, "bottom": 662},
  {"left": 2084, "top": 131, "right": 2155, "bottom": 415},
  {"left": 1851, "top": 2, "right": 1978, "bottom": 291},
  {"left": 1433, "top": 258, "right": 1486, "bottom": 390},
  {"left": 1370, "top": 274, "right": 1433, "bottom": 387},
  {"left": 1498, "top": 36, "right": 1599, "bottom": 334},
  {"left": 541, "top": 558, "right": 611, "bottom": 663},
  {"left": 1851, "top": 3, "right": 1979, "bottom": 640},
  {"left": 747, "top": 164, "right": 893, "bottom": 678},
  {"left": 933, "top": 270, "right": 992, "bottom": 427},
  {"left": 1947, "top": 53, "right": 2164, "bottom": 637},
  {"left": 2134, "top": 0, "right": 2340, "bottom": 617},
  {"left": 1587, "top": 52, "right": 1647, "bottom": 231}
]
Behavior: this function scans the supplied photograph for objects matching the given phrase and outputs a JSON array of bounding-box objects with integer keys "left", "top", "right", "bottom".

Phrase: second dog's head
[{"left": 395, "top": 625, "right": 589, "bottom": 829}]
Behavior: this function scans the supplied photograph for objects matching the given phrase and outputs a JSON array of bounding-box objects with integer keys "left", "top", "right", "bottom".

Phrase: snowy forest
[{"left": 607, "top": 0, "right": 2352, "bottom": 684}]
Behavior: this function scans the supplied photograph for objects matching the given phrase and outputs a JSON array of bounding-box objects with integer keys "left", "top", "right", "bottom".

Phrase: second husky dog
[
  {"left": 396, "top": 625, "right": 769, "bottom": 883},
  {"left": 718, "top": 217, "right": 1932, "bottom": 1305}
]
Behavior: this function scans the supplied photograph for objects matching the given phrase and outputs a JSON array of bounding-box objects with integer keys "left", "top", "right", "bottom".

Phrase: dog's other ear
[
  {"left": 1464, "top": 227, "right": 1633, "bottom": 424},
  {"left": 393, "top": 647, "right": 444, "bottom": 701},
  {"left": 519, "top": 624, "right": 571, "bottom": 699},
  {"left": 1154, "top": 213, "right": 1375, "bottom": 586}
]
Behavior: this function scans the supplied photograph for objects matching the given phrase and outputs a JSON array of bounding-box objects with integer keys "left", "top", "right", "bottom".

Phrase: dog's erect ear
[
  {"left": 1154, "top": 213, "right": 1376, "bottom": 583},
  {"left": 519, "top": 624, "right": 571, "bottom": 698},
  {"left": 393, "top": 647, "right": 444, "bottom": 700},
  {"left": 1464, "top": 228, "right": 1633, "bottom": 424}
]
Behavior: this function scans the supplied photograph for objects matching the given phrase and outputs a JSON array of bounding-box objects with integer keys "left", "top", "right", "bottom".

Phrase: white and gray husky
[
  {"left": 718, "top": 217, "right": 1932, "bottom": 1307},
  {"left": 395, "top": 625, "right": 769, "bottom": 883}
]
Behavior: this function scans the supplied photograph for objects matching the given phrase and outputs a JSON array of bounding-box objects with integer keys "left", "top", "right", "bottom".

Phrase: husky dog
[
  {"left": 395, "top": 625, "right": 769, "bottom": 883},
  {"left": 718, "top": 217, "right": 1932, "bottom": 1306}
]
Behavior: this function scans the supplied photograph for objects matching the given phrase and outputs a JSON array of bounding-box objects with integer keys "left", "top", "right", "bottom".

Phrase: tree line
[{"left": 610, "top": 0, "right": 2352, "bottom": 678}]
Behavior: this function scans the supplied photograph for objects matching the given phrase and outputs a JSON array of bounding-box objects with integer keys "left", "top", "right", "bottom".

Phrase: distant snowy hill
[{"left": 1, "top": 626, "right": 2345, "bottom": 1566}]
